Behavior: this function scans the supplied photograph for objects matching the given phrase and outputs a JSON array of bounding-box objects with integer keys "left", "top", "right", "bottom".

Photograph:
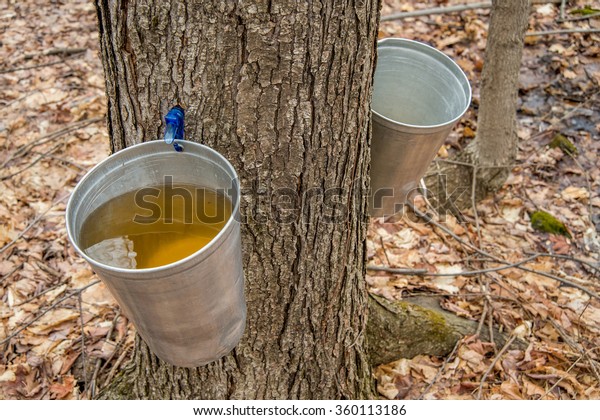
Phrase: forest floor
[{"left": 1, "top": 0, "right": 599, "bottom": 400}]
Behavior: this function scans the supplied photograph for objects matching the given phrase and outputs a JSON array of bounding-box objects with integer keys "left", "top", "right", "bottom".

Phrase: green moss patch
[
  {"left": 549, "top": 133, "right": 578, "bottom": 155},
  {"left": 530, "top": 210, "right": 571, "bottom": 238}
]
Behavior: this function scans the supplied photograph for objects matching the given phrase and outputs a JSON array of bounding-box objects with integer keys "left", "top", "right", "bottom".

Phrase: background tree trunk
[
  {"left": 425, "top": 0, "right": 530, "bottom": 209},
  {"left": 95, "top": 0, "right": 380, "bottom": 399},
  {"left": 465, "top": 0, "right": 531, "bottom": 197}
]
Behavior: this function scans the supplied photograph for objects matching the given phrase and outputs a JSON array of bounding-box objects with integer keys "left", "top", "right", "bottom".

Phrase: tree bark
[{"left": 95, "top": 0, "right": 380, "bottom": 399}]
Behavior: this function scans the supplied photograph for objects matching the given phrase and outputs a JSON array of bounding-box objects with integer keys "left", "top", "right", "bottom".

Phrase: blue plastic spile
[{"left": 164, "top": 105, "right": 185, "bottom": 152}]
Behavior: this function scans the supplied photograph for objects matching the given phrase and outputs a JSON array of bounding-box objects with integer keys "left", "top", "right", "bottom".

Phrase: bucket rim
[
  {"left": 372, "top": 37, "right": 472, "bottom": 131},
  {"left": 65, "top": 139, "right": 241, "bottom": 275}
]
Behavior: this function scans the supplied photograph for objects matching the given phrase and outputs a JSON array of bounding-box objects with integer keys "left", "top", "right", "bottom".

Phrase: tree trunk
[
  {"left": 425, "top": 0, "right": 530, "bottom": 209},
  {"left": 466, "top": 0, "right": 530, "bottom": 197},
  {"left": 95, "top": 0, "right": 380, "bottom": 399}
]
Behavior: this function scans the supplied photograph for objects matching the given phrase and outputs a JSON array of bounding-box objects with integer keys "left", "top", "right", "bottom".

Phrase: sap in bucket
[
  {"left": 369, "top": 38, "right": 471, "bottom": 217},
  {"left": 66, "top": 139, "right": 246, "bottom": 367}
]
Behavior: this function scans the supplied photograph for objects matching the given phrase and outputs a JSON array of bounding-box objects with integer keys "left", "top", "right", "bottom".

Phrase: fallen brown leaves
[
  {"left": 0, "top": 0, "right": 134, "bottom": 400},
  {"left": 371, "top": 0, "right": 600, "bottom": 400},
  {"left": 1, "top": 0, "right": 599, "bottom": 401}
]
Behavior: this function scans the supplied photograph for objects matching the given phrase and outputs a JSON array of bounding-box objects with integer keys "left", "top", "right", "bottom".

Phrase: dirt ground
[{"left": 1, "top": 0, "right": 599, "bottom": 400}]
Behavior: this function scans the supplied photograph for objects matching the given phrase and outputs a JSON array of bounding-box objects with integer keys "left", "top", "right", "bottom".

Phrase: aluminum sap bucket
[
  {"left": 369, "top": 38, "right": 471, "bottom": 217},
  {"left": 66, "top": 140, "right": 246, "bottom": 367}
]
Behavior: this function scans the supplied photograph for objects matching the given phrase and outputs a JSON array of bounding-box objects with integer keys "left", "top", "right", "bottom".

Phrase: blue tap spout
[{"left": 164, "top": 105, "right": 185, "bottom": 152}]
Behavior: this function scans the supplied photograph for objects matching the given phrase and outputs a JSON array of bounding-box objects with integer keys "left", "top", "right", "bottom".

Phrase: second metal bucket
[
  {"left": 369, "top": 38, "right": 471, "bottom": 217},
  {"left": 66, "top": 140, "right": 246, "bottom": 367}
]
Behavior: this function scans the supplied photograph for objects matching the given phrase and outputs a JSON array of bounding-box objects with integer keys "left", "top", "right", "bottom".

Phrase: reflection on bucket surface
[
  {"left": 66, "top": 140, "right": 246, "bottom": 367},
  {"left": 369, "top": 38, "right": 471, "bottom": 217},
  {"left": 80, "top": 184, "right": 232, "bottom": 269}
]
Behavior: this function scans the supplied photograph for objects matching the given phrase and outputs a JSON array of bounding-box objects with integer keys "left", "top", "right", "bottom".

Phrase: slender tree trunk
[
  {"left": 95, "top": 0, "right": 380, "bottom": 399},
  {"left": 425, "top": 0, "right": 530, "bottom": 209},
  {"left": 466, "top": 0, "right": 531, "bottom": 195}
]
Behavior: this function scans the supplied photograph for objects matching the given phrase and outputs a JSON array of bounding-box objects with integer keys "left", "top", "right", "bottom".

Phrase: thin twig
[
  {"left": 381, "top": 0, "right": 561, "bottom": 22},
  {"left": 86, "top": 313, "right": 120, "bottom": 399},
  {"left": 418, "top": 339, "right": 461, "bottom": 399},
  {"left": 32, "top": 152, "right": 87, "bottom": 173},
  {"left": 434, "top": 158, "right": 521, "bottom": 170},
  {"left": 1, "top": 117, "right": 103, "bottom": 169},
  {"left": 549, "top": 319, "right": 600, "bottom": 384},
  {"left": 2, "top": 89, "right": 42, "bottom": 108},
  {"left": 0, "top": 280, "right": 100, "bottom": 346},
  {"left": 0, "top": 51, "right": 85, "bottom": 74},
  {"left": 78, "top": 292, "right": 88, "bottom": 400},
  {"left": 523, "top": 252, "right": 599, "bottom": 274},
  {"left": 0, "top": 263, "right": 24, "bottom": 286},
  {"left": 97, "top": 330, "right": 128, "bottom": 382},
  {"left": 560, "top": 0, "right": 567, "bottom": 20},
  {"left": 526, "top": 28, "right": 600, "bottom": 36},
  {"left": 476, "top": 335, "right": 517, "bottom": 399},
  {"left": 408, "top": 203, "right": 600, "bottom": 300},
  {"left": 541, "top": 354, "right": 584, "bottom": 399},
  {"left": 0, "top": 142, "right": 64, "bottom": 181},
  {"left": 381, "top": 2, "right": 491, "bottom": 21},
  {"left": 23, "top": 47, "right": 87, "bottom": 60},
  {"left": 379, "top": 235, "right": 392, "bottom": 267},
  {"left": 0, "top": 193, "right": 70, "bottom": 255},
  {"left": 367, "top": 265, "right": 427, "bottom": 275},
  {"left": 487, "top": 304, "right": 495, "bottom": 348},
  {"left": 564, "top": 149, "right": 595, "bottom": 227},
  {"left": 102, "top": 343, "right": 133, "bottom": 388},
  {"left": 519, "top": 266, "right": 600, "bottom": 300},
  {"left": 15, "top": 282, "right": 65, "bottom": 307},
  {"left": 471, "top": 165, "right": 482, "bottom": 247},
  {"left": 367, "top": 254, "right": 539, "bottom": 277},
  {"left": 477, "top": 302, "right": 488, "bottom": 337},
  {"left": 557, "top": 11, "right": 600, "bottom": 22}
]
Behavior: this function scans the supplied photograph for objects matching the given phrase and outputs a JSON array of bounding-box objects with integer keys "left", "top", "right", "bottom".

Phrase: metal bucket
[
  {"left": 66, "top": 140, "right": 246, "bottom": 367},
  {"left": 369, "top": 38, "right": 471, "bottom": 217}
]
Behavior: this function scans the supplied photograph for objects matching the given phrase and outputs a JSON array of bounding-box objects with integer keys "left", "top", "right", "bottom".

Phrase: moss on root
[{"left": 366, "top": 295, "right": 461, "bottom": 366}]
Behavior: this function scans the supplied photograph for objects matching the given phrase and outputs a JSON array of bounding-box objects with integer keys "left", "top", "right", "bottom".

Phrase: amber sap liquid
[{"left": 80, "top": 184, "right": 232, "bottom": 269}]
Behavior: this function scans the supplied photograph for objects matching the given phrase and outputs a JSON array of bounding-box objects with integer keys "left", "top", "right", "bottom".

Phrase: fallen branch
[
  {"left": 524, "top": 252, "right": 599, "bottom": 275},
  {"left": 557, "top": 11, "right": 600, "bottom": 22},
  {"left": 0, "top": 50, "right": 85, "bottom": 74},
  {"left": 367, "top": 254, "right": 538, "bottom": 277},
  {"left": 367, "top": 295, "right": 521, "bottom": 366},
  {"left": 526, "top": 28, "right": 600, "bottom": 36},
  {"left": 366, "top": 266, "right": 427, "bottom": 275},
  {"left": 381, "top": 2, "right": 491, "bottom": 22},
  {"left": 23, "top": 47, "right": 87, "bottom": 60},
  {"left": 381, "top": 0, "right": 562, "bottom": 22}
]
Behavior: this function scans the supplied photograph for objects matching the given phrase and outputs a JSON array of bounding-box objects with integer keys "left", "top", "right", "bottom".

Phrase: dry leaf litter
[{"left": 0, "top": 0, "right": 599, "bottom": 400}]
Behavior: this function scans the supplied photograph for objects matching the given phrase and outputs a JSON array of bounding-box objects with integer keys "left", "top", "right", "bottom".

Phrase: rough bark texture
[
  {"left": 95, "top": 0, "right": 380, "bottom": 399},
  {"left": 425, "top": 0, "right": 530, "bottom": 209}
]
